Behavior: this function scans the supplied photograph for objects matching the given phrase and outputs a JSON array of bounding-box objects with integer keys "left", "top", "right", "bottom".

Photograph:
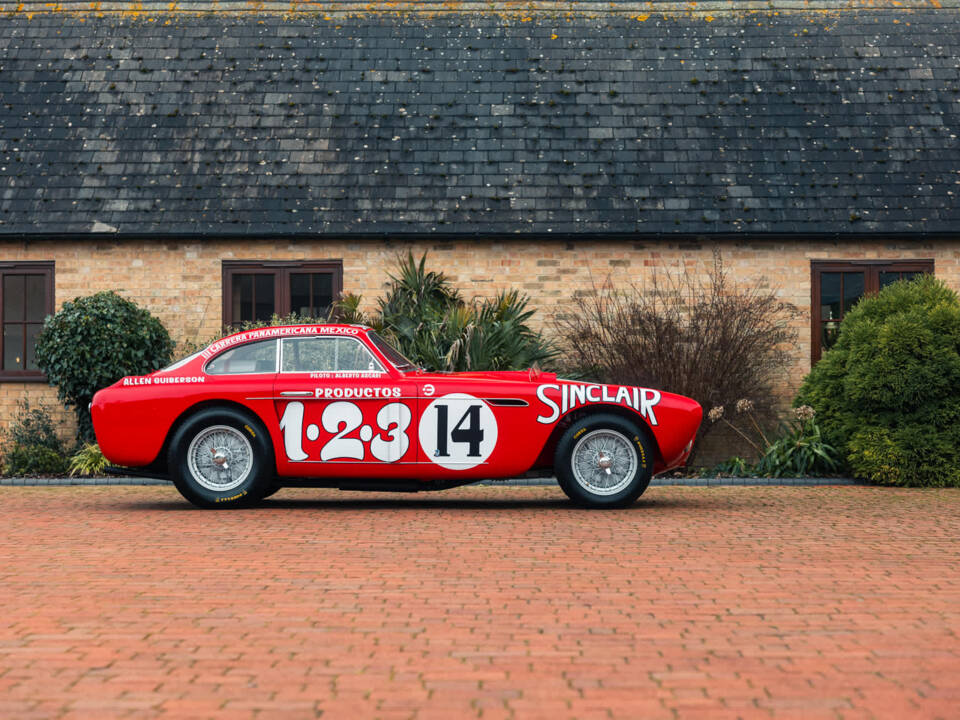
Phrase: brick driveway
[{"left": 1, "top": 485, "right": 957, "bottom": 720}]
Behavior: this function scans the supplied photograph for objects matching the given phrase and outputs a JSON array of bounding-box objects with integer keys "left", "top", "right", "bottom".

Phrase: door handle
[{"left": 279, "top": 391, "right": 314, "bottom": 397}]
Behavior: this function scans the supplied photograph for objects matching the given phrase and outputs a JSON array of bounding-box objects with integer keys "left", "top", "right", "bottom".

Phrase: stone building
[{"left": 1, "top": 0, "right": 958, "bottom": 442}]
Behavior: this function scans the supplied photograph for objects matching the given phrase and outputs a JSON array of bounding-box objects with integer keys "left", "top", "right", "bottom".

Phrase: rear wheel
[
  {"left": 168, "top": 407, "right": 274, "bottom": 508},
  {"left": 554, "top": 413, "right": 654, "bottom": 508}
]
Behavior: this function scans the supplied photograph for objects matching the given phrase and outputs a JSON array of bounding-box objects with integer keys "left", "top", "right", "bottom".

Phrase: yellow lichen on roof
[{"left": 0, "top": 0, "right": 955, "bottom": 16}]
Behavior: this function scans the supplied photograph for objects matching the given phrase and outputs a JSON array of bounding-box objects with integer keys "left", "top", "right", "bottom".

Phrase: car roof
[{"left": 199, "top": 324, "right": 372, "bottom": 358}]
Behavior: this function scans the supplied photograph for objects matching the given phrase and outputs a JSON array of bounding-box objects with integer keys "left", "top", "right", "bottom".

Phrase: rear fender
[{"left": 159, "top": 399, "right": 280, "bottom": 474}]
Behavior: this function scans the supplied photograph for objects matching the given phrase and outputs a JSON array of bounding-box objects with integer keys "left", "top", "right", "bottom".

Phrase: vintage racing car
[{"left": 92, "top": 324, "right": 702, "bottom": 508}]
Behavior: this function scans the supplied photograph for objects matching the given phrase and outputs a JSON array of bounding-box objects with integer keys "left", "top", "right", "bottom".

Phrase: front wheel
[
  {"left": 168, "top": 408, "right": 274, "bottom": 508},
  {"left": 554, "top": 413, "right": 654, "bottom": 508}
]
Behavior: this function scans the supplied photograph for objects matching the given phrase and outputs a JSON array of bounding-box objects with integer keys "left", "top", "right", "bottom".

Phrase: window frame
[
  {"left": 810, "top": 259, "right": 934, "bottom": 363},
  {"left": 0, "top": 261, "right": 55, "bottom": 382},
  {"left": 221, "top": 260, "right": 343, "bottom": 328}
]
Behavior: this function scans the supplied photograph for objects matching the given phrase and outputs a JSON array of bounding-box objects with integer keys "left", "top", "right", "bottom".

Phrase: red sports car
[{"left": 92, "top": 324, "right": 702, "bottom": 508}]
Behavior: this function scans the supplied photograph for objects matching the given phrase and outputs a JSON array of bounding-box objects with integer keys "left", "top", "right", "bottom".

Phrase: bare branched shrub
[{"left": 554, "top": 251, "right": 800, "bottom": 462}]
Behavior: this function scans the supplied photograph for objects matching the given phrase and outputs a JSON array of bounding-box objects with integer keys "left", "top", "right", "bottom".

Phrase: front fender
[{"left": 533, "top": 381, "right": 702, "bottom": 471}]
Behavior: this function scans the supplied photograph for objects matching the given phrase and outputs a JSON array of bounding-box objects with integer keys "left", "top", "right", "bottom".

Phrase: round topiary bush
[
  {"left": 35, "top": 291, "right": 174, "bottom": 442},
  {"left": 795, "top": 275, "right": 960, "bottom": 487}
]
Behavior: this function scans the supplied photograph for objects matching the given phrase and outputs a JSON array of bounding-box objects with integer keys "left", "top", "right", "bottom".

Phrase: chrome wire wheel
[
  {"left": 570, "top": 428, "right": 639, "bottom": 496},
  {"left": 186, "top": 424, "right": 253, "bottom": 493}
]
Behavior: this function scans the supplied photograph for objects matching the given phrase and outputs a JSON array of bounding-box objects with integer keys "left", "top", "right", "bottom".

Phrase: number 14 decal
[
  {"left": 419, "top": 393, "right": 498, "bottom": 471},
  {"left": 279, "top": 401, "right": 412, "bottom": 463}
]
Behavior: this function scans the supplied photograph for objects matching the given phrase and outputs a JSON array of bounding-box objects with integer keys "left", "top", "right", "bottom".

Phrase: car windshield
[{"left": 368, "top": 331, "right": 418, "bottom": 372}]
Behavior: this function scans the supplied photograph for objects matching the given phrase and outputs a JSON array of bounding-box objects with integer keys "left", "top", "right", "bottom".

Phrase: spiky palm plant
[{"left": 357, "top": 252, "right": 557, "bottom": 372}]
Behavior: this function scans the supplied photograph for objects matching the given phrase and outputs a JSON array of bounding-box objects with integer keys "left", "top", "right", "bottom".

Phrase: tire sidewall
[
  {"left": 169, "top": 407, "right": 274, "bottom": 508},
  {"left": 555, "top": 413, "right": 654, "bottom": 508}
]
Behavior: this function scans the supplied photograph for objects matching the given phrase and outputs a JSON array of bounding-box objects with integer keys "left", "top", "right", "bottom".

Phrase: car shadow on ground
[{"left": 111, "top": 489, "right": 743, "bottom": 513}]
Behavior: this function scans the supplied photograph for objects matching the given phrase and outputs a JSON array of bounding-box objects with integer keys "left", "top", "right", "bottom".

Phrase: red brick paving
[{"left": 0, "top": 484, "right": 958, "bottom": 719}]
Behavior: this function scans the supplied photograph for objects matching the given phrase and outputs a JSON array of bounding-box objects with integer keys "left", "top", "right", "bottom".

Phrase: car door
[{"left": 272, "top": 334, "right": 420, "bottom": 478}]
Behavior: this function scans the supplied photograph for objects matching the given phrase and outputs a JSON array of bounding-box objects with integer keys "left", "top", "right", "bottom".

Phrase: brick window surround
[
  {"left": 811, "top": 259, "right": 934, "bottom": 363},
  {"left": 0, "top": 261, "right": 55, "bottom": 382},
  {"left": 222, "top": 260, "right": 343, "bottom": 329}
]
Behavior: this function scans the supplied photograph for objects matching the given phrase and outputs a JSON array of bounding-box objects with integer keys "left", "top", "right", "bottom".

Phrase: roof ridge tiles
[{"left": 1, "top": 0, "right": 957, "bottom": 18}]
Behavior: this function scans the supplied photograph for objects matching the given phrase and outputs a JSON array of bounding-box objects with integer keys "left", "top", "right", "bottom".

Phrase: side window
[
  {"left": 281, "top": 337, "right": 384, "bottom": 373},
  {"left": 205, "top": 340, "right": 277, "bottom": 375},
  {"left": 811, "top": 260, "right": 934, "bottom": 362},
  {"left": 337, "top": 338, "right": 382, "bottom": 372},
  {"left": 1, "top": 262, "right": 54, "bottom": 380}
]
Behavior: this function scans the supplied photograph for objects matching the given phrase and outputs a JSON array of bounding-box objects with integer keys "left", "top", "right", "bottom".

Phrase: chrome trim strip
[{"left": 279, "top": 391, "right": 314, "bottom": 397}]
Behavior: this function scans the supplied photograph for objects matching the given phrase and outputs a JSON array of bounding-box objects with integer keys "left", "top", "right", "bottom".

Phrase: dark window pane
[
  {"left": 842, "top": 272, "right": 864, "bottom": 314},
  {"left": 902, "top": 271, "right": 920, "bottom": 282},
  {"left": 821, "top": 321, "right": 841, "bottom": 351},
  {"left": 3, "top": 324, "right": 24, "bottom": 370},
  {"left": 3, "top": 275, "right": 25, "bottom": 322},
  {"left": 254, "top": 274, "right": 274, "bottom": 321},
  {"left": 290, "top": 273, "right": 311, "bottom": 316},
  {"left": 289, "top": 273, "right": 333, "bottom": 318},
  {"left": 311, "top": 273, "right": 333, "bottom": 315},
  {"left": 25, "top": 323, "right": 42, "bottom": 370},
  {"left": 232, "top": 274, "right": 253, "bottom": 324},
  {"left": 24, "top": 275, "right": 46, "bottom": 322},
  {"left": 820, "top": 272, "right": 841, "bottom": 321}
]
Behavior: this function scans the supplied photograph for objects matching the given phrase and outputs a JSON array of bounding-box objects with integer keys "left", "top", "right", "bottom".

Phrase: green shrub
[
  {"left": 754, "top": 407, "right": 840, "bottom": 478},
  {"left": 1, "top": 399, "right": 69, "bottom": 476},
  {"left": 342, "top": 252, "right": 557, "bottom": 372},
  {"left": 4, "top": 445, "right": 69, "bottom": 476},
  {"left": 69, "top": 443, "right": 110, "bottom": 477},
  {"left": 795, "top": 275, "right": 960, "bottom": 487},
  {"left": 35, "top": 291, "right": 174, "bottom": 442},
  {"left": 705, "top": 456, "right": 756, "bottom": 478},
  {"left": 705, "top": 401, "right": 839, "bottom": 478}
]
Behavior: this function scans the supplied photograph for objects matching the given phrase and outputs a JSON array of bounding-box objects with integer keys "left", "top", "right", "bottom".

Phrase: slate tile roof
[{"left": 1, "top": 3, "right": 959, "bottom": 235}]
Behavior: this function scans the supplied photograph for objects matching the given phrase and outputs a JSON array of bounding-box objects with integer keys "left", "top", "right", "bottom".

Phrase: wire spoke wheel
[
  {"left": 570, "top": 428, "right": 639, "bottom": 496},
  {"left": 186, "top": 424, "right": 253, "bottom": 492}
]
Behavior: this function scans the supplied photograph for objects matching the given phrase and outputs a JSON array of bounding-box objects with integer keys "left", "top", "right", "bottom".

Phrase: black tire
[
  {"left": 261, "top": 483, "right": 283, "bottom": 500},
  {"left": 554, "top": 413, "right": 655, "bottom": 508},
  {"left": 168, "top": 407, "right": 274, "bottom": 509}
]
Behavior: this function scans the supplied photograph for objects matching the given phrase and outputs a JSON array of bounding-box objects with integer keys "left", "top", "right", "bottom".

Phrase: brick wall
[{"left": 2, "top": 236, "right": 957, "bottom": 459}]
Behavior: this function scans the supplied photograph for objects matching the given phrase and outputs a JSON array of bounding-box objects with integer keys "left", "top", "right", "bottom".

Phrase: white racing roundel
[{"left": 418, "top": 393, "right": 498, "bottom": 470}]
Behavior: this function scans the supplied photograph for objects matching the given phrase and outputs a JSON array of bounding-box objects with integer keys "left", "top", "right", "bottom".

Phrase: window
[
  {"left": 222, "top": 261, "right": 343, "bottom": 328},
  {"left": 811, "top": 259, "right": 934, "bottom": 362},
  {"left": 0, "top": 262, "right": 54, "bottom": 381},
  {"left": 280, "top": 337, "right": 384, "bottom": 374},
  {"left": 205, "top": 340, "right": 278, "bottom": 375}
]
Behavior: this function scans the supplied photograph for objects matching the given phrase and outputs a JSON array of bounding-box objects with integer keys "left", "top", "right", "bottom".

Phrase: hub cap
[
  {"left": 186, "top": 425, "right": 253, "bottom": 492},
  {"left": 571, "top": 429, "right": 639, "bottom": 496}
]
